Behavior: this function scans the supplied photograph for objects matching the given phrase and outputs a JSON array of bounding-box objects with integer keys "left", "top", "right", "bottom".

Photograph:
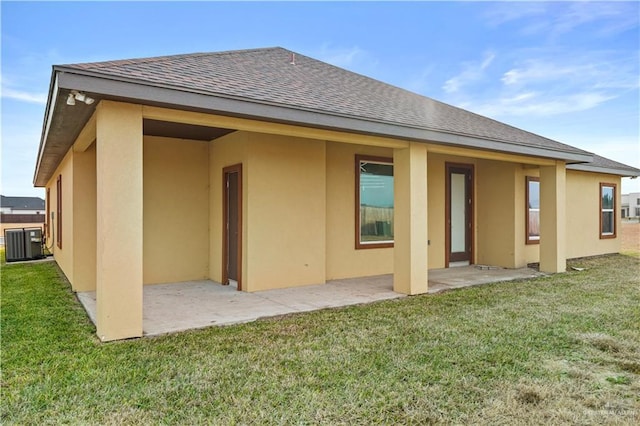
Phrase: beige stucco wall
[
  {"left": 72, "top": 142, "right": 97, "bottom": 291},
  {"left": 209, "top": 131, "right": 249, "bottom": 284},
  {"left": 476, "top": 159, "right": 520, "bottom": 268},
  {"left": 426, "top": 155, "right": 446, "bottom": 269},
  {"left": 325, "top": 142, "right": 394, "bottom": 279},
  {"left": 244, "top": 133, "right": 326, "bottom": 291},
  {"left": 565, "top": 170, "right": 621, "bottom": 258},
  {"left": 39, "top": 100, "right": 626, "bottom": 303},
  {"left": 143, "top": 136, "right": 210, "bottom": 284},
  {"left": 45, "top": 149, "right": 74, "bottom": 283}
]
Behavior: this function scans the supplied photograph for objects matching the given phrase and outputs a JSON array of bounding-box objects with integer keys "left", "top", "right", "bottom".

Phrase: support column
[
  {"left": 539, "top": 162, "right": 566, "bottom": 273},
  {"left": 96, "top": 101, "right": 143, "bottom": 341},
  {"left": 393, "top": 142, "right": 428, "bottom": 295}
]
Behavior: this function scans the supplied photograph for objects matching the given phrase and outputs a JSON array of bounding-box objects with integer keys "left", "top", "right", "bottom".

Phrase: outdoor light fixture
[{"left": 68, "top": 90, "right": 95, "bottom": 106}]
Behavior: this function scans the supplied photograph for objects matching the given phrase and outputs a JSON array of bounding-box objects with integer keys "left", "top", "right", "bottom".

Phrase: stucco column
[
  {"left": 95, "top": 101, "right": 144, "bottom": 341},
  {"left": 393, "top": 142, "right": 428, "bottom": 295},
  {"left": 539, "top": 162, "right": 566, "bottom": 273}
]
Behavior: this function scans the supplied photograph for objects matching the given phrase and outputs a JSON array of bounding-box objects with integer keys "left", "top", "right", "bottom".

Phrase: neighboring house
[
  {"left": 1, "top": 195, "right": 45, "bottom": 214},
  {"left": 621, "top": 192, "right": 640, "bottom": 218},
  {"left": 0, "top": 195, "right": 46, "bottom": 246},
  {"left": 33, "top": 47, "right": 640, "bottom": 341}
]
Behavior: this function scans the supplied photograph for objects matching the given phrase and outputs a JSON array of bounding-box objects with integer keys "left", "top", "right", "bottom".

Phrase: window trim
[
  {"left": 56, "top": 175, "right": 62, "bottom": 249},
  {"left": 46, "top": 188, "right": 50, "bottom": 239},
  {"left": 599, "top": 182, "right": 616, "bottom": 239},
  {"left": 355, "top": 154, "right": 394, "bottom": 250},
  {"left": 525, "top": 176, "right": 540, "bottom": 245}
]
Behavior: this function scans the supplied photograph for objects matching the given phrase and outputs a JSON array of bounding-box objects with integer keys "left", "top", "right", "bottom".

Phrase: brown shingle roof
[{"left": 60, "top": 47, "right": 589, "bottom": 156}]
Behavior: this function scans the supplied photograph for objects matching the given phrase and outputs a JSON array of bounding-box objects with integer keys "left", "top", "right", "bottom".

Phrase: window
[
  {"left": 636, "top": 207, "right": 640, "bottom": 217},
  {"left": 56, "top": 175, "right": 62, "bottom": 249},
  {"left": 355, "top": 155, "right": 394, "bottom": 249},
  {"left": 525, "top": 176, "right": 540, "bottom": 244},
  {"left": 600, "top": 183, "right": 616, "bottom": 239},
  {"left": 45, "top": 188, "right": 50, "bottom": 238}
]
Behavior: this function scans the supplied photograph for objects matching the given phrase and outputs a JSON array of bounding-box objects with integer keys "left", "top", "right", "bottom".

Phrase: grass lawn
[{"left": 2, "top": 254, "right": 639, "bottom": 424}]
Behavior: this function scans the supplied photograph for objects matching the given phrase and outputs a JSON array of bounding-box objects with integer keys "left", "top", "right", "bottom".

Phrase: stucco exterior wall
[
  {"left": 45, "top": 149, "right": 74, "bottom": 283},
  {"left": 426, "top": 154, "right": 446, "bottom": 269},
  {"left": 565, "top": 170, "right": 621, "bottom": 258},
  {"left": 143, "top": 136, "right": 210, "bottom": 284},
  {"left": 209, "top": 131, "right": 249, "bottom": 284},
  {"left": 476, "top": 159, "right": 519, "bottom": 268},
  {"left": 325, "top": 142, "right": 394, "bottom": 279},
  {"left": 39, "top": 106, "right": 626, "bottom": 300},
  {"left": 244, "top": 133, "right": 326, "bottom": 291},
  {"left": 72, "top": 143, "right": 97, "bottom": 291}
]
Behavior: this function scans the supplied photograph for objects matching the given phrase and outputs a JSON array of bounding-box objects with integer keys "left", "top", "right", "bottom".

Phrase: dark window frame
[
  {"left": 46, "top": 188, "right": 50, "bottom": 239},
  {"left": 599, "top": 182, "right": 616, "bottom": 239},
  {"left": 525, "top": 176, "right": 540, "bottom": 245},
  {"left": 56, "top": 175, "right": 62, "bottom": 249},
  {"left": 355, "top": 154, "right": 394, "bottom": 250}
]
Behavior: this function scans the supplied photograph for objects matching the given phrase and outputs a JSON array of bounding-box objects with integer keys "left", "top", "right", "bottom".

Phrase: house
[
  {"left": 621, "top": 192, "right": 640, "bottom": 219},
  {"left": 0, "top": 195, "right": 45, "bottom": 246},
  {"left": 1, "top": 195, "right": 45, "bottom": 214},
  {"left": 33, "top": 47, "right": 640, "bottom": 341}
]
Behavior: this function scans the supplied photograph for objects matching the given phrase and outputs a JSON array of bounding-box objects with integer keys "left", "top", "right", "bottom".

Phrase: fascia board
[{"left": 567, "top": 163, "right": 640, "bottom": 177}]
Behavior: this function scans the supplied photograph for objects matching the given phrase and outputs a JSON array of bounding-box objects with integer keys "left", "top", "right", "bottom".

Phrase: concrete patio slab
[
  {"left": 427, "top": 265, "right": 543, "bottom": 293},
  {"left": 76, "top": 265, "right": 542, "bottom": 337}
]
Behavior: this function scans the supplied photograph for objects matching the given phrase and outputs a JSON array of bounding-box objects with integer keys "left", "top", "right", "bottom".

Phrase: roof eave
[
  {"left": 566, "top": 163, "right": 640, "bottom": 177},
  {"left": 34, "top": 69, "right": 594, "bottom": 185},
  {"left": 59, "top": 70, "right": 593, "bottom": 160},
  {"left": 33, "top": 71, "right": 60, "bottom": 187}
]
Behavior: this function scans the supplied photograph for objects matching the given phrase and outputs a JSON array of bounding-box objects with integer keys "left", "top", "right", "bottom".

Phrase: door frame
[
  {"left": 222, "top": 164, "right": 243, "bottom": 290},
  {"left": 445, "top": 162, "right": 474, "bottom": 267}
]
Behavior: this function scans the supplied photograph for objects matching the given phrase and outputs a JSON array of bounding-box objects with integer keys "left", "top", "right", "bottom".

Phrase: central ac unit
[{"left": 4, "top": 228, "right": 44, "bottom": 262}]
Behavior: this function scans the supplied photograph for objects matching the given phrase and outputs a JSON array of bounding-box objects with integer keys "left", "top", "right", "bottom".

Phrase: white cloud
[
  {"left": 316, "top": 45, "right": 367, "bottom": 69},
  {"left": 484, "top": 3, "right": 548, "bottom": 26},
  {"left": 2, "top": 87, "right": 47, "bottom": 104},
  {"left": 499, "top": 55, "right": 640, "bottom": 94},
  {"left": 444, "top": 48, "right": 638, "bottom": 119},
  {"left": 485, "top": 1, "right": 638, "bottom": 38},
  {"left": 501, "top": 60, "right": 589, "bottom": 87},
  {"left": 470, "top": 91, "right": 615, "bottom": 118},
  {"left": 443, "top": 51, "right": 495, "bottom": 94}
]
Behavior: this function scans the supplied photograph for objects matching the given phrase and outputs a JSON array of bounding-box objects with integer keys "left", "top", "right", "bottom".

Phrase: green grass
[{"left": 2, "top": 254, "right": 639, "bottom": 424}]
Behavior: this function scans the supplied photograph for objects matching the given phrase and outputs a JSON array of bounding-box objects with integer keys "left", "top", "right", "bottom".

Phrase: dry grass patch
[{"left": 621, "top": 221, "right": 640, "bottom": 258}]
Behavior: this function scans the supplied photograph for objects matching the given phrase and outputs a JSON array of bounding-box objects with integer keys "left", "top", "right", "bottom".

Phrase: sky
[{"left": 2, "top": 1, "right": 639, "bottom": 198}]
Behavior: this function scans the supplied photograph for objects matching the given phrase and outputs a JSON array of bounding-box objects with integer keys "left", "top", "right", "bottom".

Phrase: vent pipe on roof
[{"left": 290, "top": 53, "right": 296, "bottom": 65}]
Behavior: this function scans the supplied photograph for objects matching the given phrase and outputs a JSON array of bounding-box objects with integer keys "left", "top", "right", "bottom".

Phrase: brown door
[
  {"left": 223, "top": 164, "right": 242, "bottom": 290},
  {"left": 446, "top": 163, "right": 473, "bottom": 266}
]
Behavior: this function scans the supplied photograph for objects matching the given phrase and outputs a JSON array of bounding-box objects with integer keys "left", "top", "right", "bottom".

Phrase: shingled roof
[
  {"left": 567, "top": 154, "right": 640, "bottom": 176},
  {"left": 61, "top": 47, "right": 588, "bottom": 155},
  {"left": 35, "top": 47, "right": 639, "bottom": 185},
  {"left": 1, "top": 195, "right": 45, "bottom": 210}
]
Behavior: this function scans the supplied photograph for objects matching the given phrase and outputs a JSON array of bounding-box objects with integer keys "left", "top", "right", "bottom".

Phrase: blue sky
[{"left": 2, "top": 1, "right": 639, "bottom": 197}]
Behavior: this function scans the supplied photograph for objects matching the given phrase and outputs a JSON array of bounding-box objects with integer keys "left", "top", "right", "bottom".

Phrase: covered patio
[{"left": 77, "top": 266, "right": 543, "bottom": 337}]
